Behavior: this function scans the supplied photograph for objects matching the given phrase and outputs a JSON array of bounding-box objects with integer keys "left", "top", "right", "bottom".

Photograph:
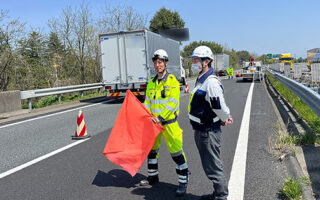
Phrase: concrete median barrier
[{"left": 0, "top": 91, "right": 21, "bottom": 114}]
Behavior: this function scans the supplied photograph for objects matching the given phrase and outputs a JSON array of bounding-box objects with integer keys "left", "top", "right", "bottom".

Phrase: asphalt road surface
[{"left": 0, "top": 77, "right": 287, "bottom": 200}]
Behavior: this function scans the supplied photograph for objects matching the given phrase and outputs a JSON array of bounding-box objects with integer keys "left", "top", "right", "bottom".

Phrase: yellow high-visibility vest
[{"left": 144, "top": 72, "right": 180, "bottom": 122}]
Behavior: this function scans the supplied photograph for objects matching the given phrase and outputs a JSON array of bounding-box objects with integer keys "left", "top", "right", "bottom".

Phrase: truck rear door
[
  {"left": 100, "top": 34, "right": 125, "bottom": 84},
  {"left": 123, "top": 32, "right": 148, "bottom": 83},
  {"left": 100, "top": 32, "right": 147, "bottom": 85}
]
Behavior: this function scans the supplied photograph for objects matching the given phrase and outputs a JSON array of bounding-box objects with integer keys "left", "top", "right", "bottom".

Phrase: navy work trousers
[{"left": 194, "top": 129, "right": 228, "bottom": 200}]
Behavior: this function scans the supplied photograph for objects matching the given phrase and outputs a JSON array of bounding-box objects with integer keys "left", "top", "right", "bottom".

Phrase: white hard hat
[
  {"left": 152, "top": 49, "right": 169, "bottom": 61},
  {"left": 190, "top": 46, "right": 213, "bottom": 60}
]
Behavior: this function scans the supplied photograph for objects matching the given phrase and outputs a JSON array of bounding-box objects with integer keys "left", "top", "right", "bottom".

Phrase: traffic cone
[
  {"left": 72, "top": 109, "right": 90, "bottom": 140},
  {"left": 184, "top": 83, "right": 189, "bottom": 93}
]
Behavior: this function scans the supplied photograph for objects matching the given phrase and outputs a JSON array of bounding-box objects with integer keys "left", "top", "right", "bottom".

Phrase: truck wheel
[{"left": 137, "top": 95, "right": 145, "bottom": 102}]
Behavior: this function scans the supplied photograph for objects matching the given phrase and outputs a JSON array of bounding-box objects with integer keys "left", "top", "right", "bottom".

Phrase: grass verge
[
  {"left": 270, "top": 123, "right": 296, "bottom": 157},
  {"left": 267, "top": 73, "right": 320, "bottom": 144}
]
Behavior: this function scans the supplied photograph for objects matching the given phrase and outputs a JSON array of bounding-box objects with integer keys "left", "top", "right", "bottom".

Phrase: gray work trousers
[{"left": 194, "top": 129, "right": 228, "bottom": 200}]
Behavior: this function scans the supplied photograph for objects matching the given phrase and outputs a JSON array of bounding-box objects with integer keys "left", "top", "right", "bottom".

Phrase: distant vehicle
[
  {"left": 307, "top": 48, "right": 320, "bottom": 69},
  {"left": 99, "top": 30, "right": 185, "bottom": 98},
  {"left": 235, "top": 71, "right": 241, "bottom": 77},
  {"left": 213, "top": 54, "right": 229, "bottom": 76},
  {"left": 241, "top": 56, "right": 263, "bottom": 81},
  {"left": 279, "top": 53, "right": 293, "bottom": 69},
  {"left": 242, "top": 65, "right": 257, "bottom": 81},
  {"left": 313, "top": 53, "right": 320, "bottom": 63}
]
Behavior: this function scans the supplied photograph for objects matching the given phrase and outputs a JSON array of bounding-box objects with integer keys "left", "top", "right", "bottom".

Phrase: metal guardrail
[
  {"left": 269, "top": 70, "right": 320, "bottom": 118},
  {"left": 20, "top": 83, "right": 104, "bottom": 110}
]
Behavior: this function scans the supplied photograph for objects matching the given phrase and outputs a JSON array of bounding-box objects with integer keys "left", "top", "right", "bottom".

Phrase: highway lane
[
  {"left": 0, "top": 98, "right": 124, "bottom": 174},
  {"left": 0, "top": 77, "right": 287, "bottom": 200}
]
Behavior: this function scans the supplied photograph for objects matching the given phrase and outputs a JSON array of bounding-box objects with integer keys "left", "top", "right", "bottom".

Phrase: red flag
[{"left": 103, "top": 90, "right": 163, "bottom": 177}]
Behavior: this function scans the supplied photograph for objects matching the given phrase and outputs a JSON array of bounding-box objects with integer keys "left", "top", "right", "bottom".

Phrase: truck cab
[{"left": 279, "top": 53, "right": 293, "bottom": 69}]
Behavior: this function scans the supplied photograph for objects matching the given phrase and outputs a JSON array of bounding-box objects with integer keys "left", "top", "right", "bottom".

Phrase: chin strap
[
  {"left": 161, "top": 60, "right": 167, "bottom": 73},
  {"left": 199, "top": 59, "right": 204, "bottom": 73}
]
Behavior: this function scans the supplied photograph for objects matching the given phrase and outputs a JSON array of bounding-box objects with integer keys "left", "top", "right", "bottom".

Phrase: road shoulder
[{"left": 264, "top": 76, "right": 316, "bottom": 199}]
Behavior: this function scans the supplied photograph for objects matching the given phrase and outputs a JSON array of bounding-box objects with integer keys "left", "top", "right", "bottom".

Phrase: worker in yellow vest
[
  {"left": 140, "top": 49, "right": 189, "bottom": 197},
  {"left": 230, "top": 67, "right": 234, "bottom": 79},
  {"left": 227, "top": 66, "right": 234, "bottom": 79}
]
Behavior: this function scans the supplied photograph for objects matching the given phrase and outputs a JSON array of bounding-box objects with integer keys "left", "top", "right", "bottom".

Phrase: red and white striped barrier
[
  {"left": 72, "top": 110, "right": 90, "bottom": 140},
  {"left": 184, "top": 83, "right": 189, "bottom": 93}
]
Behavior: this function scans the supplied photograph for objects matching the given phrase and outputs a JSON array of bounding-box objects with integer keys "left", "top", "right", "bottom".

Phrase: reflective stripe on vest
[{"left": 189, "top": 114, "right": 220, "bottom": 124}]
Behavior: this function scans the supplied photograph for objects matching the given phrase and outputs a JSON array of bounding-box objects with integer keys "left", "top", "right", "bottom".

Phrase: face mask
[{"left": 191, "top": 63, "right": 201, "bottom": 74}]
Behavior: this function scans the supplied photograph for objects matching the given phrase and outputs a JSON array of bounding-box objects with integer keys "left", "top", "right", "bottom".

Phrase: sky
[{"left": 1, "top": 0, "right": 320, "bottom": 58}]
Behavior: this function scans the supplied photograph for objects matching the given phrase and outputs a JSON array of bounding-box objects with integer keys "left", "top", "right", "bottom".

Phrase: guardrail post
[
  {"left": 80, "top": 91, "right": 83, "bottom": 98},
  {"left": 98, "top": 88, "right": 101, "bottom": 94},
  {"left": 57, "top": 94, "right": 61, "bottom": 102},
  {"left": 28, "top": 98, "right": 32, "bottom": 110}
]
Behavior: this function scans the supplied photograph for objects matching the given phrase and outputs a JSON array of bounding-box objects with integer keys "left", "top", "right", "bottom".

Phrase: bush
[{"left": 281, "top": 178, "right": 302, "bottom": 200}]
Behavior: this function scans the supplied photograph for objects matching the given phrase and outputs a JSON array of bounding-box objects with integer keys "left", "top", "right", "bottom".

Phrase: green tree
[
  {"left": 236, "top": 50, "right": 251, "bottom": 64},
  {"left": 0, "top": 10, "right": 25, "bottom": 91},
  {"left": 296, "top": 57, "right": 306, "bottom": 63},
  {"left": 19, "top": 30, "right": 50, "bottom": 89},
  {"left": 181, "top": 41, "right": 223, "bottom": 76},
  {"left": 149, "top": 7, "right": 185, "bottom": 33},
  {"left": 46, "top": 31, "right": 66, "bottom": 86},
  {"left": 227, "top": 49, "right": 239, "bottom": 68},
  {"left": 181, "top": 41, "right": 223, "bottom": 58},
  {"left": 47, "top": 32, "right": 64, "bottom": 56},
  {"left": 256, "top": 54, "right": 267, "bottom": 64}
]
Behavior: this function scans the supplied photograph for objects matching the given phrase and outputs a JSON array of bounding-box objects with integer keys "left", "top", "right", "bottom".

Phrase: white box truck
[
  {"left": 213, "top": 54, "right": 229, "bottom": 76},
  {"left": 99, "top": 30, "right": 184, "bottom": 98}
]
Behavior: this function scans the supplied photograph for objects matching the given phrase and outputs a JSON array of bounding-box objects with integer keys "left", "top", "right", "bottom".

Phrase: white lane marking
[
  {"left": 0, "top": 98, "right": 121, "bottom": 129},
  {"left": 0, "top": 138, "right": 90, "bottom": 179},
  {"left": 228, "top": 81, "right": 254, "bottom": 200}
]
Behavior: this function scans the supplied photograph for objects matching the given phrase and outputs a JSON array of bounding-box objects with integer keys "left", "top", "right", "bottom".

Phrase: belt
[
  {"left": 162, "top": 113, "right": 178, "bottom": 125},
  {"left": 188, "top": 114, "right": 220, "bottom": 124}
]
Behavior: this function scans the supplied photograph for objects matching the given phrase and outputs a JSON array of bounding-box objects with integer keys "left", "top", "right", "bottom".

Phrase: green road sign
[
  {"left": 267, "top": 54, "right": 272, "bottom": 59},
  {"left": 272, "top": 54, "right": 280, "bottom": 58}
]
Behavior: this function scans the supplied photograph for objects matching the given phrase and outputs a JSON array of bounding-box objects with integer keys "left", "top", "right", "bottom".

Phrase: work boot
[
  {"left": 139, "top": 175, "right": 159, "bottom": 186},
  {"left": 176, "top": 183, "right": 187, "bottom": 197}
]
